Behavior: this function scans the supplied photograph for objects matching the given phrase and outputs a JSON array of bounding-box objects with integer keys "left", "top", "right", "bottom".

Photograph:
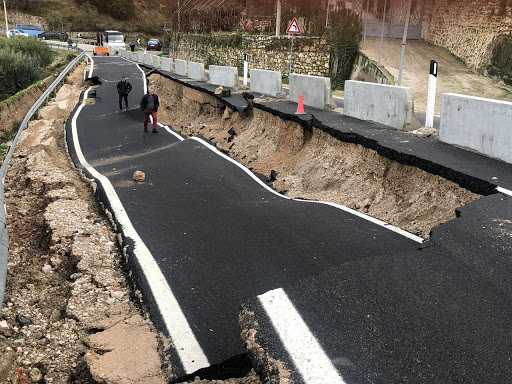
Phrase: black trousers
[{"left": 119, "top": 93, "right": 128, "bottom": 109}]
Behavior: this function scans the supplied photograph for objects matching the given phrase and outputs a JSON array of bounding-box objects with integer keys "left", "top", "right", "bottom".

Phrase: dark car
[
  {"left": 146, "top": 39, "right": 162, "bottom": 51},
  {"left": 38, "top": 31, "right": 68, "bottom": 41}
]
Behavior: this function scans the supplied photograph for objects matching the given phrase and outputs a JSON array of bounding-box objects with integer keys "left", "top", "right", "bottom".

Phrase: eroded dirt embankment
[
  {"left": 0, "top": 63, "right": 169, "bottom": 384},
  {"left": 149, "top": 73, "right": 480, "bottom": 239}
]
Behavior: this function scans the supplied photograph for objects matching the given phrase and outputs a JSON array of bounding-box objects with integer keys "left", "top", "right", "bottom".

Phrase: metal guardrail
[{"left": 0, "top": 45, "right": 86, "bottom": 311}]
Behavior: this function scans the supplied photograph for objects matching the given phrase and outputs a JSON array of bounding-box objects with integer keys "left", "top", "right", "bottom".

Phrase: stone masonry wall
[
  {"left": 421, "top": 0, "right": 512, "bottom": 70},
  {"left": 170, "top": 33, "right": 330, "bottom": 77}
]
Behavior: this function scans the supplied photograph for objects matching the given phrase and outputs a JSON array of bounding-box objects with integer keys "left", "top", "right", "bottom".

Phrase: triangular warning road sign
[{"left": 287, "top": 17, "right": 301, "bottom": 34}]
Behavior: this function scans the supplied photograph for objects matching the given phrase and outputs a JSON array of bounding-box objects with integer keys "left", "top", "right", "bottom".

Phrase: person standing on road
[
  {"left": 117, "top": 76, "right": 132, "bottom": 111},
  {"left": 140, "top": 87, "right": 160, "bottom": 133},
  {"left": 129, "top": 41, "right": 135, "bottom": 52}
]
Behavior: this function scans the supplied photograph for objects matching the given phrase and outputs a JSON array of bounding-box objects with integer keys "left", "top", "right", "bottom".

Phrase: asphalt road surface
[{"left": 66, "top": 56, "right": 432, "bottom": 379}]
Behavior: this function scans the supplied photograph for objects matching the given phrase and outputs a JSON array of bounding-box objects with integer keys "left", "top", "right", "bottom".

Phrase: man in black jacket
[
  {"left": 140, "top": 87, "right": 160, "bottom": 133},
  {"left": 117, "top": 76, "right": 133, "bottom": 111}
]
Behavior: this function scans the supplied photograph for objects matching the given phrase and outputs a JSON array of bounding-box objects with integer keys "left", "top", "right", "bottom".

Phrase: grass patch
[
  {"left": 1, "top": 79, "right": 46, "bottom": 106},
  {"left": 450, "top": 52, "right": 466, "bottom": 65}
]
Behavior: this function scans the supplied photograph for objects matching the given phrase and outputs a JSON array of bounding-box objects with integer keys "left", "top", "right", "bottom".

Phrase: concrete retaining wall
[
  {"left": 289, "top": 73, "right": 335, "bottom": 110},
  {"left": 144, "top": 54, "right": 153, "bottom": 66},
  {"left": 152, "top": 55, "right": 161, "bottom": 69},
  {"left": 350, "top": 52, "right": 394, "bottom": 85},
  {"left": 209, "top": 65, "right": 239, "bottom": 89},
  {"left": 344, "top": 80, "right": 420, "bottom": 131},
  {"left": 161, "top": 58, "right": 173, "bottom": 72},
  {"left": 175, "top": 59, "right": 188, "bottom": 76},
  {"left": 250, "top": 69, "right": 283, "bottom": 97},
  {"left": 440, "top": 93, "right": 512, "bottom": 164},
  {"left": 188, "top": 61, "right": 206, "bottom": 81},
  {"left": 137, "top": 53, "right": 144, "bottom": 63}
]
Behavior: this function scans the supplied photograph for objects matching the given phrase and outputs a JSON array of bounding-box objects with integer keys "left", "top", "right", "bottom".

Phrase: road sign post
[{"left": 286, "top": 17, "right": 301, "bottom": 74}]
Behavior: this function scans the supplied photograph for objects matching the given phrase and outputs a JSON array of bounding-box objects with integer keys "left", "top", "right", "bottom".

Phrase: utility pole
[
  {"left": 178, "top": 0, "right": 181, "bottom": 32},
  {"left": 378, "top": 0, "right": 387, "bottom": 64},
  {"left": 362, "top": 0, "right": 370, "bottom": 49},
  {"left": 325, "top": 0, "right": 330, "bottom": 28},
  {"left": 398, "top": 0, "right": 412, "bottom": 86},
  {"left": 3, "top": 0, "right": 8, "bottom": 37},
  {"left": 276, "top": 0, "right": 281, "bottom": 36}
]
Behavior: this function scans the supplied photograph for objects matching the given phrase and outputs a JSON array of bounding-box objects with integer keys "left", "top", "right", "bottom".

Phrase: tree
[
  {"left": 84, "top": 0, "right": 135, "bottom": 20},
  {"left": 326, "top": 8, "right": 362, "bottom": 89}
]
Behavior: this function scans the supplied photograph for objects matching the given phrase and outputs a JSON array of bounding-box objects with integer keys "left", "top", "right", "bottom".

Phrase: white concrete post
[
  {"left": 243, "top": 53, "right": 248, "bottom": 86},
  {"left": 425, "top": 60, "right": 438, "bottom": 128}
]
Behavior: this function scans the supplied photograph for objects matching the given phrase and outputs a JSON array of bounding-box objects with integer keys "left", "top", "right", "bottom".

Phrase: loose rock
[
  {"left": 28, "top": 367, "right": 43, "bottom": 382},
  {"left": 133, "top": 170, "right": 145, "bottom": 182}
]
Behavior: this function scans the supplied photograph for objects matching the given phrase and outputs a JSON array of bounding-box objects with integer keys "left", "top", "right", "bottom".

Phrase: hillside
[{"left": 5, "top": 0, "right": 174, "bottom": 35}]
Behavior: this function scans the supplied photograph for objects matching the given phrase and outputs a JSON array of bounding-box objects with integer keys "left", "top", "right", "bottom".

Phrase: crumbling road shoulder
[{"left": 0, "top": 63, "right": 168, "bottom": 384}]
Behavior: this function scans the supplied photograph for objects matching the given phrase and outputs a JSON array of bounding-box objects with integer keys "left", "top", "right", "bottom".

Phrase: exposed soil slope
[{"left": 149, "top": 73, "right": 480, "bottom": 239}]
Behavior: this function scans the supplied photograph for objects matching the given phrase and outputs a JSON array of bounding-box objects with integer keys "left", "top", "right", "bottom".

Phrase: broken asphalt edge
[{"left": 145, "top": 66, "right": 498, "bottom": 197}]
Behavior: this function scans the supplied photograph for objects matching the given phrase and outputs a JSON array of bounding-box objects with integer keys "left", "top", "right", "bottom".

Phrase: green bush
[
  {"left": 0, "top": 36, "right": 53, "bottom": 67},
  {"left": 0, "top": 49, "right": 43, "bottom": 96}
]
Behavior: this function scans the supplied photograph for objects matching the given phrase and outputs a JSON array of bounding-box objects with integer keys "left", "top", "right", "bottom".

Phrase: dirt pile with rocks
[
  {"left": 149, "top": 73, "right": 480, "bottom": 239},
  {"left": 0, "top": 63, "right": 168, "bottom": 384}
]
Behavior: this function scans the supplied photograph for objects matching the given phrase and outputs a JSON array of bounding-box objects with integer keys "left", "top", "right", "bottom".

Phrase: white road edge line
[
  {"left": 134, "top": 61, "right": 153, "bottom": 124},
  {"left": 498, "top": 186, "right": 512, "bottom": 197},
  {"left": 72, "top": 92, "right": 209, "bottom": 372},
  {"left": 135, "top": 62, "right": 148, "bottom": 95},
  {"left": 86, "top": 54, "right": 94, "bottom": 78},
  {"left": 190, "top": 137, "right": 424, "bottom": 243},
  {"left": 158, "top": 123, "right": 185, "bottom": 141},
  {"left": 259, "top": 288, "right": 347, "bottom": 384}
]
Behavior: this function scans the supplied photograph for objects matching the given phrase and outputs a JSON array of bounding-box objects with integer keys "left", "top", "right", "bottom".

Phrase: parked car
[
  {"left": 38, "top": 31, "right": 69, "bottom": 41},
  {"left": 8, "top": 29, "right": 30, "bottom": 37},
  {"left": 146, "top": 39, "right": 162, "bottom": 51}
]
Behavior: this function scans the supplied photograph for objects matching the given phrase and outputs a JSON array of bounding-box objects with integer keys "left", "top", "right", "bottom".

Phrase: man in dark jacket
[
  {"left": 117, "top": 76, "right": 133, "bottom": 111},
  {"left": 140, "top": 87, "right": 160, "bottom": 133},
  {"left": 129, "top": 41, "right": 135, "bottom": 52}
]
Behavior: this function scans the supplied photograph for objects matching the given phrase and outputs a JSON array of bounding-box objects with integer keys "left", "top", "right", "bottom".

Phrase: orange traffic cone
[{"left": 295, "top": 94, "right": 306, "bottom": 115}]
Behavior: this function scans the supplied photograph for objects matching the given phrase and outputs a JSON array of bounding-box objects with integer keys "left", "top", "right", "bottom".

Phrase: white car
[{"left": 8, "top": 29, "right": 30, "bottom": 37}]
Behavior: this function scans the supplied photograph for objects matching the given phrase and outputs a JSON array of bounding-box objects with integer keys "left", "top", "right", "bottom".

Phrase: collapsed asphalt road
[
  {"left": 66, "top": 56, "right": 512, "bottom": 384},
  {"left": 66, "top": 57, "right": 425, "bottom": 380}
]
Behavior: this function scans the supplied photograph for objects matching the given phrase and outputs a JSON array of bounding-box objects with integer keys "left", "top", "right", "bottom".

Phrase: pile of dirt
[
  {"left": 0, "top": 63, "right": 169, "bottom": 384},
  {"left": 149, "top": 74, "right": 480, "bottom": 239}
]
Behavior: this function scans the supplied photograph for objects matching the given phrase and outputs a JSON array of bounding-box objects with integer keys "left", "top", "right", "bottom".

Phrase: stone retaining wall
[
  {"left": 421, "top": 0, "right": 512, "bottom": 72},
  {"left": 170, "top": 33, "right": 330, "bottom": 77}
]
